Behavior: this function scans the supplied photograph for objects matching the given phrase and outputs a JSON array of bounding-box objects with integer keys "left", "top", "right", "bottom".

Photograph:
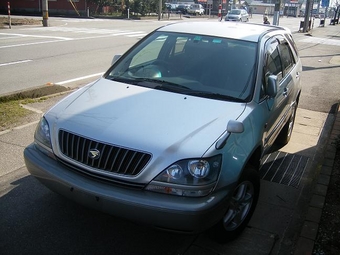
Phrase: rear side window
[
  {"left": 284, "top": 33, "right": 299, "bottom": 58},
  {"left": 278, "top": 42, "right": 295, "bottom": 76}
]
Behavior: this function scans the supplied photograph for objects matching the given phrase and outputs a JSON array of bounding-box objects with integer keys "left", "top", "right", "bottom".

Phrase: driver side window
[
  {"left": 130, "top": 35, "right": 168, "bottom": 67},
  {"left": 261, "top": 38, "right": 282, "bottom": 99}
]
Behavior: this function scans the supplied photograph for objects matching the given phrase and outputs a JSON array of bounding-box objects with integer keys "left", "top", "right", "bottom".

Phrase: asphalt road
[
  {"left": 0, "top": 16, "right": 167, "bottom": 95},
  {"left": 1, "top": 14, "right": 340, "bottom": 255},
  {"left": 1, "top": 14, "right": 340, "bottom": 113}
]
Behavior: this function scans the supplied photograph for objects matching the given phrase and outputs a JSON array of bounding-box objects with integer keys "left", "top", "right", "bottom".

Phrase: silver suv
[{"left": 24, "top": 22, "right": 302, "bottom": 243}]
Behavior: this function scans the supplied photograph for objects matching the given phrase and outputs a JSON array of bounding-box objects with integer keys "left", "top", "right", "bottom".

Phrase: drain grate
[{"left": 260, "top": 151, "right": 309, "bottom": 188}]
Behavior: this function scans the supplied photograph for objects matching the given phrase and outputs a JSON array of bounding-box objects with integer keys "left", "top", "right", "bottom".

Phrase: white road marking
[
  {"left": 127, "top": 33, "right": 148, "bottom": 37},
  {"left": 0, "top": 40, "right": 71, "bottom": 49},
  {"left": 0, "top": 32, "right": 72, "bottom": 40},
  {"left": 0, "top": 60, "right": 32, "bottom": 67},
  {"left": 0, "top": 28, "right": 145, "bottom": 49},
  {"left": 26, "top": 27, "right": 146, "bottom": 37},
  {"left": 56, "top": 72, "right": 104, "bottom": 85},
  {"left": 299, "top": 37, "right": 340, "bottom": 46}
]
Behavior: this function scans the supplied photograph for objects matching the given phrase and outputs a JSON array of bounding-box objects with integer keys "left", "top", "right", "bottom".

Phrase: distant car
[
  {"left": 225, "top": 9, "right": 249, "bottom": 22},
  {"left": 165, "top": 3, "right": 178, "bottom": 12},
  {"left": 187, "top": 4, "right": 205, "bottom": 15},
  {"left": 24, "top": 22, "right": 302, "bottom": 243},
  {"left": 176, "top": 4, "right": 190, "bottom": 14},
  {"left": 312, "top": 9, "right": 320, "bottom": 18}
]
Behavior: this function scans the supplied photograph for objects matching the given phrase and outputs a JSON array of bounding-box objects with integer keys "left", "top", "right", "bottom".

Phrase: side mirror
[
  {"left": 267, "top": 75, "right": 278, "bottom": 98},
  {"left": 216, "top": 120, "right": 244, "bottom": 150},
  {"left": 227, "top": 120, "right": 244, "bottom": 133},
  {"left": 111, "top": 55, "right": 122, "bottom": 66}
]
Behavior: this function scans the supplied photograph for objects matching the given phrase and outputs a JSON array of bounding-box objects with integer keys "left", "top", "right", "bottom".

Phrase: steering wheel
[{"left": 134, "top": 65, "right": 162, "bottom": 78}]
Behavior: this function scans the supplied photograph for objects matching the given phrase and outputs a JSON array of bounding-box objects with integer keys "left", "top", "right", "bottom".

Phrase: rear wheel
[
  {"left": 276, "top": 103, "right": 297, "bottom": 145},
  {"left": 209, "top": 165, "right": 260, "bottom": 243}
]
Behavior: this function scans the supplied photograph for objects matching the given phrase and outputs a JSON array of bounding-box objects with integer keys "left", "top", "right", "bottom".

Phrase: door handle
[{"left": 283, "top": 87, "right": 288, "bottom": 97}]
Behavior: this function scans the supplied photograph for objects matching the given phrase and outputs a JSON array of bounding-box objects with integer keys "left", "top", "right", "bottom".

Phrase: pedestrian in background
[{"left": 263, "top": 16, "right": 270, "bottom": 24}]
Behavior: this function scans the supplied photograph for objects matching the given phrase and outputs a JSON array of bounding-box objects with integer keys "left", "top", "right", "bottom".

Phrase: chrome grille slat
[
  {"left": 97, "top": 144, "right": 106, "bottom": 167},
  {"left": 103, "top": 146, "right": 113, "bottom": 170},
  {"left": 131, "top": 154, "right": 147, "bottom": 175},
  {"left": 124, "top": 151, "right": 137, "bottom": 174},
  {"left": 58, "top": 130, "right": 151, "bottom": 176},
  {"left": 65, "top": 132, "right": 70, "bottom": 156},
  {"left": 110, "top": 148, "right": 121, "bottom": 172},
  {"left": 75, "top": 136, "right": 80, "bottom": 161},
  {"left": 70, "top": 134, "right": 74, "bottom": 159},
  {"left": 118, "top": 150, "right": 129, "bottom": 173}
]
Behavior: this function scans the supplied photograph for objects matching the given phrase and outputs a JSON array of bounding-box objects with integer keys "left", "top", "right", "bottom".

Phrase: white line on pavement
[
  {"left": 0, "top": 60, "right": 32, "bottom": 67},
  {"left": 0, "top": 40, "right": 72, "bottom": 49},
  {"left": 0, "top": 32, "right": 72, "bottom": 40},
  {"left": 56, "top": 72, "right": 104, "bottom": 85}
]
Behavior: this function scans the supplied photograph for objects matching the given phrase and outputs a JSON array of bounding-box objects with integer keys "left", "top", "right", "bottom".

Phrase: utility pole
[
  {"left": 158, "top": 0, "right": 162, "bottom": 21},
  {"left": 42, "top": 0, "right": 49, "bottom": 27},
  {"left": 303, "top": 0, "right": 313, "bottom": 32},
  {"left": 273, "top": 0, "right": 281, "bottom": 25},
  {"left": 7, "top": 2, "right": 11, "bottom": 29}
]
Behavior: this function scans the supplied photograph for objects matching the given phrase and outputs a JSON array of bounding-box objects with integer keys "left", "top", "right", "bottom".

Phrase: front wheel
[{"left": 209, "top": 165, "right": 260, "bottom": 243}]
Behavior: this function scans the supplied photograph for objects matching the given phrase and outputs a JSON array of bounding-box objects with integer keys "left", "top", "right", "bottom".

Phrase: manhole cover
[{"left": 260, "top": 151, "right": 309, "bottom": 188}]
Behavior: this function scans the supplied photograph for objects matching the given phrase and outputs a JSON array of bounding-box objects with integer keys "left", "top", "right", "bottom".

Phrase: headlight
[
  {"left": 145, "top": 155, "right": 222, "bottom": 197},
  {"left": 34, "top": 117, "right": 54, "bottom": 157}
]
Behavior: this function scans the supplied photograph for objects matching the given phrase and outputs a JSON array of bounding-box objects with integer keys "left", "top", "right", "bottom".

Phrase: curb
[
  {"left": 294, "top": 104, "right": 340, "bottom": 254},
  {"left": 0, "top": 84, "right": 69, "bottom": 103}
]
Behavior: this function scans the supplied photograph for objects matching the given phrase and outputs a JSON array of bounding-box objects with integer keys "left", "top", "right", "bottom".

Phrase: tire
[
  {"left": 276, "top": 103, "right": 297, "bottom": 145},
  {"left": 209, "top": 165, "right": 260, "bottom": 243}
]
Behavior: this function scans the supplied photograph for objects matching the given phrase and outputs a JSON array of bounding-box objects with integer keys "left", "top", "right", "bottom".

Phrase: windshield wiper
[
  {"left": 107, "top": 76, "right": 191, "bottom": 91},
  {"left": 107, "top": 76, "right": 139, "bottom": 85},
  {"left": 186, "top": 91, "right": 246, "bottom": 102},
  {"left": 134, "top": 78, "right": 191, "bottom": 91}
]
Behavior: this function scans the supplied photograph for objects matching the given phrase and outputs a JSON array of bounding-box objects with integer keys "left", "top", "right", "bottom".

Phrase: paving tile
[
  {"left": 305, "top": 206, "right": 323, "bottom": 223},
  {"left": 301, "top": 221, "right": 319, "bottom": 240}
]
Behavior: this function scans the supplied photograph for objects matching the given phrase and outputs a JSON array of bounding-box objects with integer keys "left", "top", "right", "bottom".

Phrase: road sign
[{"left": 321, "top": 0, "right": 329, "bottom": 7}]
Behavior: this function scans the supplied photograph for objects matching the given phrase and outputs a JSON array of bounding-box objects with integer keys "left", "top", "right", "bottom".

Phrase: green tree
[
  {"left": 88, "top": 0, "right": 114, "bottom": 14},
  {"left": 130, "top": 0, "right": 165, "bottom": 16}
]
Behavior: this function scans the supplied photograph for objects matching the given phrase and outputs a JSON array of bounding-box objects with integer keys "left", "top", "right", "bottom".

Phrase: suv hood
[
  {"left": 48, "top": 78, "right": 246, "bottom": 160},
  {"left": 227, "top": 14, "right": 240, "bottom": 18}
]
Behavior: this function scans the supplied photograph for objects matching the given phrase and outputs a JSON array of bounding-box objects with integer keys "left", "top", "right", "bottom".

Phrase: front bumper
[{"left": 24, "top": 143, "right": 231, "bottom": 234}]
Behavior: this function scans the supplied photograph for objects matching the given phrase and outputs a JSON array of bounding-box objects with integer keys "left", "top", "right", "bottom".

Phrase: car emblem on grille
[{"left": 88, "top": 149, "right": 100, "bottom": 160}]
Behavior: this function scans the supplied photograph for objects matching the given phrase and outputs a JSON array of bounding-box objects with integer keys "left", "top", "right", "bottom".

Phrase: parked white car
[{"left": 187, "top": 4, "right": 204, "bottom": 15}]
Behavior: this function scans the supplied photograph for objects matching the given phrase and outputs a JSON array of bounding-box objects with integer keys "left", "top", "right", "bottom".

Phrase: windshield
[
  {"left": 230, "top": 9, "right": 241, "bottom": 15},
  {"left": 105, "top": 31, "right": 257, "bottom": 102}
]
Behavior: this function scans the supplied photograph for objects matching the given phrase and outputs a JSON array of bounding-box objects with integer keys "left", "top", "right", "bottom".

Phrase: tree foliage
[
  {"left": 87, "top": 0, "right": 165, "bottom": 16},
  {"left": 130, "top": 0, "right": 163, "bottom": 15}
]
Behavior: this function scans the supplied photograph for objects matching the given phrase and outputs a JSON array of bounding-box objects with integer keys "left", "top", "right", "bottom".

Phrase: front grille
[{"left": 58, "top": 130, "right": 151, "bottom": 176}]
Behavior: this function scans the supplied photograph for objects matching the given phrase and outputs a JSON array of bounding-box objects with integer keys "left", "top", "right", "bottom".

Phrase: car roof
[{"left": 157, "top": 22, "right": 286, "bottom": 42}]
